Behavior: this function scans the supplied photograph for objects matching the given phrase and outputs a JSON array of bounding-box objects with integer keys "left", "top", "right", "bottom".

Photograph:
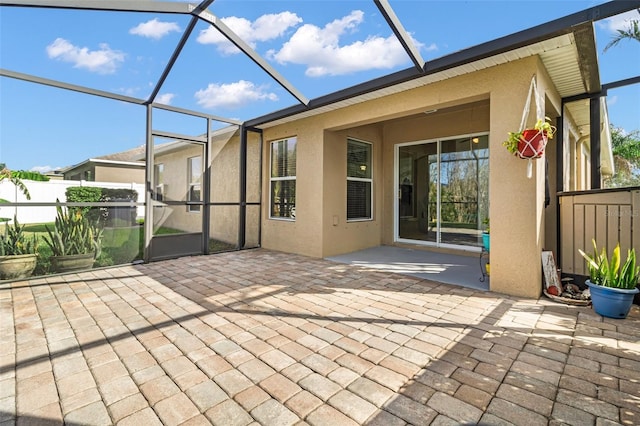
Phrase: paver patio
[{"left": 1, "top": 248, "right": 639, "bottom": 425}]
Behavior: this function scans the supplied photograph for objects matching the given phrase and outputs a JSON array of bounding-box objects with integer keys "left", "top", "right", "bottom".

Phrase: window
[
  {"left": 154, "top": 163, "right": 164, "bottom": 201},
  {"left": 347, "top": 139, "right": 372, "bottom": 221},
  {"left": 270, "top": 137, "right": 296, "bottom": 219},
  {"left": 187, "top": 156, "right": 201, "bottom": 212}
]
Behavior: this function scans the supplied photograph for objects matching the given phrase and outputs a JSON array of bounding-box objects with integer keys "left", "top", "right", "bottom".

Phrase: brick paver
[{"left": 1, "top": 248, "right": 639, "bottom": 425}]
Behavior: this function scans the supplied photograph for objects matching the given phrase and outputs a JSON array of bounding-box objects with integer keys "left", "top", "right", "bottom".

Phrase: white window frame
[
  {"left": 269, "top": 137, "right": 297, "bottom": 221},
  {"left": 187, "top": 156, "right": 201, "bottom": 213},
  {"left": 347, "top": 138, "right": 373, "bottom": 222}
]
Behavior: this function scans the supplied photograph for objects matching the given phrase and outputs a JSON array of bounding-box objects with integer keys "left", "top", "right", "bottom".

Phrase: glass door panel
[
  {"left": 398, "top": 143, "right": 437, "bottom": 242},
  {"left": 439, "top": 136, "right": 489, "bottom": 247},
  {"left": 397, "top": 135, "right": 489, "bottom": 249}
]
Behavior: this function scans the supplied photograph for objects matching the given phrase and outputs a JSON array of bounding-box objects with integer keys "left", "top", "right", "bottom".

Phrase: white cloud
[
  {"left": 130, "top": 19, "right": 181, "bottom": 40},
  {"left": 268, "top": 10, "right": 422, "bottom": 76},
  {"left": 30, "top": 165, "right": 56, "bottom": 173},
  {"left": 194, "top": 80, "right": 278, "bottom": 109},
  {"left": 197, "top": 12, "right": 302, "bottom": 54},
  {"left": 46, "top": 38, "right": 125, "bottom": 74},
  {"left": 117, "top": 86, "right": 140, "bottom": 96},
  {"left": 155, "top": 93, "right": 175, "bottom": 105},
  {"left": 608, "top": 95, "right": 618, "bottom": 106}
]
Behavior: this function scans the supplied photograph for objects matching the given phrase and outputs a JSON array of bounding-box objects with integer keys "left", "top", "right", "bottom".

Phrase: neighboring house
[{"left": 59, "top": 145, "right": 146, "bottom": 184}]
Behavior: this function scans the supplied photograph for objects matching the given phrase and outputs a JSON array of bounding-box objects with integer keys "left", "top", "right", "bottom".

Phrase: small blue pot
[
  {"left": 482, "top": 232, "right": 490, "bottom": 252},
  {"left": 586, "top": 280, "right": 639, "bottom": 319}
]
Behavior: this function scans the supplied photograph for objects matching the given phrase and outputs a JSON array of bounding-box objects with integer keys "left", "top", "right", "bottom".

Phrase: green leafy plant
[
  {"left": 503, "top": 117, "right": 557, "bottom": 155},
  {"left": 579, "top": 239, "right": 640, "bottom": 289},
  {"left": 482, "top": 218, "right": 490, "bottom": 234},
  {"left": 0, "top": 215, "right": 38, "bottom": 256},
  {"left": 44, "top": 204, "right": 103, "bottom": 257}
]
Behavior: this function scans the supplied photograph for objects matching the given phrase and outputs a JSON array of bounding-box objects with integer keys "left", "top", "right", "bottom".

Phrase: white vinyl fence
[{"left": 0, "top": 179, "right": 145, "bottom": 224}]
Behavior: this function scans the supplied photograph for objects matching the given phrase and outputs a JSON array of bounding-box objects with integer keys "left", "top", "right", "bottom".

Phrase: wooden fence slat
[
  {"left": 559, "top": 189, "right": 637, "bottom": 278},
  {"left": 619, "top": 205, "right": 632, "bottom": 254},
  {"left": 560, "top": 196, "right": 574, "bottom": 273},
  {"left": 607, "top": 205, "right": 620, "bottom": 253},
  {"left": 595, "top": 205, "right": 607, "bottom": 248},
  {"left": 574, "top": 204, "right": 585, "bottom": 275}
]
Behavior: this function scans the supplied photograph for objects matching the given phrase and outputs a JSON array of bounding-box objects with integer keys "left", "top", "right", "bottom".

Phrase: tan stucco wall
[
  {"left": 209, "top": 130, "right": 261, "bottom": 246},
  {"left": 210, "top": 133, "right": 240, "bottom": 245},
  {"left": 261, "top": 124, "right": 325, "bottom": 257},
  {"left": 322, "top": 126, "right": 384, "bottom": 255},
  {"left": 95, "top": 166, "right": 145, "bottom": 184},
  {"left": 261, "top": 56, "right": 561, "bottom": 298},
  {"left": 154, "top": 145, "right": 203, "bottom": 233}
]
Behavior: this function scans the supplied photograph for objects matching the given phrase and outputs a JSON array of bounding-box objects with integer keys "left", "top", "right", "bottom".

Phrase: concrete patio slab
[
  {"left": 326, "top": 245, "right": 489, "bottom": 291},
  {"left": 1, "top": 248, "right": 638, "bottom": 425}
]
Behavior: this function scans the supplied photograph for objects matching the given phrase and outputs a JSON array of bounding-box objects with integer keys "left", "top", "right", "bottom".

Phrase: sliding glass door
[{"left": 396, "top": 134, "right": 489, "bottom": 249}]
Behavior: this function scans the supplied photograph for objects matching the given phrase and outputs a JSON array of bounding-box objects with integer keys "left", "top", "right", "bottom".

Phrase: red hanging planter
[{"left": 517, "top": 129, "right": 548, "bottom": 159}]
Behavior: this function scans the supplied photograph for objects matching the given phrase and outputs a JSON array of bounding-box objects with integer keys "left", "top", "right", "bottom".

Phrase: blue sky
[{"left": 1, "top": 0, "right": 639, "bottom": 173}]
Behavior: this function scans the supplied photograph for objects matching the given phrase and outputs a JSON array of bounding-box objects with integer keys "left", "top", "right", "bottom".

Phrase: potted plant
[
  {"left": 502, "top": 117, "right": 556, "bottom": 159},
  {"left": 481, "top": 218, "right": 490, "bottom": 252},
  {"left": 44, "top": 203, "right": 103, "bottom": 273},
  {"left": 579, "top": 240, "right": 639, "bottom": 319},
  {"left": 0, "top": 214, "right": 38, "bottom": 279},
  {"left": 0, "top": 165, "right": 49, "bottom": 279}
]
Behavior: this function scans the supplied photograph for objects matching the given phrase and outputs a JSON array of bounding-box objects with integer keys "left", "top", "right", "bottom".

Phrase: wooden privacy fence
[{"left": 559, "top": 187, "right": 640, "bottom": 276}]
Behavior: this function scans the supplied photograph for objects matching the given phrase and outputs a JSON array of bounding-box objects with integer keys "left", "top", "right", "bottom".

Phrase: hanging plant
[{"left": 503, "top": 117, "right": 556, "bottom": 159}]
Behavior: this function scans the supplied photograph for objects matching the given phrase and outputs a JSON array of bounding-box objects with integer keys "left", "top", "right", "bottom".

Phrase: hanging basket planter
[
  {"left": 517, "top": 129, "right": 549, "bottom": 159},
  {"left": 501, "top": 76, "right": 556, "bottom": 177}
]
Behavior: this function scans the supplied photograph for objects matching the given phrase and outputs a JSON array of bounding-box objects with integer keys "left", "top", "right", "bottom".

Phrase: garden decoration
[{"left": 502, "top": 76, "right": 555, "bottom": 178}]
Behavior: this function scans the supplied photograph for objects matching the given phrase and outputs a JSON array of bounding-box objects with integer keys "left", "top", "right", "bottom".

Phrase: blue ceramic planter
[{"left": 586, "top": 280, "right": 639, "bottom": 319}]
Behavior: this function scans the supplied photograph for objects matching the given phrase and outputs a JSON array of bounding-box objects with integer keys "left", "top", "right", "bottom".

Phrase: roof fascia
[
  {"left": 61, "top": 159, "right": 144, "bottom": 173},
  {"left": 245, "top": 67, "right": 423, "bottom": 127},
  {"left": 246, "top": 0, "right": 640, "bottom": 128},
  {"left": 572, "top": 23, "right": 600, "bottom": 94},
  {"left": 425, "top": 1, "right": 638, "bottom": 74}
]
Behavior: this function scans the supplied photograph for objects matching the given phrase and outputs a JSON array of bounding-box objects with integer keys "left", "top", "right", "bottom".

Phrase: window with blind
[
  {"left": 187, "top": 156, "right": 201, "bottom": 213},
  {"left": 270, "top": 137, "right": 297, "bottom": 220},
  {"left": 347, "top": 139, "right": 372, "bottom": 221}
]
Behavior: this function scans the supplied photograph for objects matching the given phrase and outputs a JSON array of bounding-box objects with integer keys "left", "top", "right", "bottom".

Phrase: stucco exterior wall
[
  {"left": 210, "top": 133, "right": 240, "bottom": 245},
  {"left": 95, "top": 165, "right": 145, "bottom": 184},
  {"left": 322, "top": 126, "right": 384, "bottom": 256},
  {"left": 261, "top": 56, "right": 560, "bottom": 298},
  {"left": 261, "top": 124, "right": 325, "bottom": 257},
  {"left": 154, "top": 145, "right": 203, "bottom": 233}
]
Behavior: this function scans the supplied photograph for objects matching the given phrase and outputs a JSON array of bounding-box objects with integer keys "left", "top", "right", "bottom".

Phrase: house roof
[
  {"left": 58, "top": 145, "right": 146, "bottom": 173},
  {"left": 94, "top": 145, "right": 147, "bottom": 163}
]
